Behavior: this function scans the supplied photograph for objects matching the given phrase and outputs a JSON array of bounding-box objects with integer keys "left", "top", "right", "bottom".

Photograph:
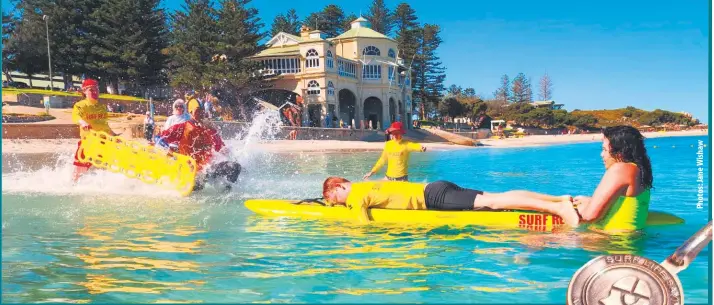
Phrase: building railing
[
  {"left": 337, "top": 58, "right": 357, "bottom": 78},
  {"left": 258, "top": 57, "right": 301, "bottom": 75}
]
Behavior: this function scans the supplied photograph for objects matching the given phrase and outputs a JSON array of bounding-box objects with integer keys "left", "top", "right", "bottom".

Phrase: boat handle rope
[{"left": 292, "top": 198, "right": 327, "bottom": 206}]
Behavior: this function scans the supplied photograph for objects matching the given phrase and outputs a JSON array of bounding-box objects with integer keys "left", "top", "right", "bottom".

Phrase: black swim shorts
[
  {"left": 424, "top": 181, "right": 483, "bottom": 210},
  {"left": 387, "top": 175, "right": 408, "bottom": 181}
]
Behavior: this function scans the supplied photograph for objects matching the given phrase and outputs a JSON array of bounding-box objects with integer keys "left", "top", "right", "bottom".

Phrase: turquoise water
[{"left": 2, "top": 135, "right": 711, "bottom": 303}]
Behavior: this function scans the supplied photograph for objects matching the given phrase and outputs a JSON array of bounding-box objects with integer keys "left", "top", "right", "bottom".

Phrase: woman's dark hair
[{"left": 602, "top": 125, "right": 653, "bottom": 189}]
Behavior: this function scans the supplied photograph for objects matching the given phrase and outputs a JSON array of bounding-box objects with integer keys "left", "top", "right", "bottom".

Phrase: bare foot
[{"left": 558, "top": 200, "right": 580, "bottom": 228}]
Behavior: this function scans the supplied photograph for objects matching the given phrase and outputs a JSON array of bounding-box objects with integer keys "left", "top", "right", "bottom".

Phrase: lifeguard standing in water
[
  {"left": 71, "top": 78, "right": 120, "bottom": 182},
  {"left": 364, "top": 121, "right": 426, "bottom": 181}
]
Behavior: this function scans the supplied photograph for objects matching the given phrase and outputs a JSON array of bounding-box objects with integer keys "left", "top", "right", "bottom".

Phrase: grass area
[
  {"left": 2, "top": 88, "right": 149, "bottom": 102},
  {"left": 2, "top": 112, "right": 56, "bottom": 122},
  {"left": 571, "top": 108, "right": 631, "bottom": 125}
]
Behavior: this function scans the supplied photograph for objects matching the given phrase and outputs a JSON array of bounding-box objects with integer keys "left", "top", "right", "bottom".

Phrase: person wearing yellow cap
[
  {"left": 363, "top": 121, "right": 426, "bottom": 182},
  {"left": 71, "top": 78, "right": 120, "bottom": 182}
]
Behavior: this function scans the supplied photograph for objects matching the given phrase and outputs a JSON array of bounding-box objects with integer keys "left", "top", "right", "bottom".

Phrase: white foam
[{"left": 1, "top": 107, "right": 296, "bottom": 198}]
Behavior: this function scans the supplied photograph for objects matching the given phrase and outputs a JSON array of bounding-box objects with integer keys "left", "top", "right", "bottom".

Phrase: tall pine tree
[
  {"left": 304, "top": 4, "right": 346, "bottom": 38},
  {"left": 87, "top": 0, "right": 168, "bottom": 93},
  {"left": 212, "top": 0, "right": 266, "bottom": 119},
  {"left": 23, "top": 0, "right": 102, "bottom": 88},
  {"left": 2, "top": 10, "right": 17, "bottom": 82},
  {"left": 270, "top": 8, "right": 300, "bottom": 36},
  {"left": 414, "top": 24, "right": 445, "bottom": 115},
  {"left": 392, "top": 3, "right": 420, "bottom": 115},
  {"left": 167, "top": 0, "right": 220, "bottom": 91},
  {"left": 493, "top": 74, "right": 510, "bottom": 103},
  {"left": 365, "top": 0, "right": 393, "bottom": 35},
  {"left": 5, "top": 2, "right": 47, "bottom": 87}
]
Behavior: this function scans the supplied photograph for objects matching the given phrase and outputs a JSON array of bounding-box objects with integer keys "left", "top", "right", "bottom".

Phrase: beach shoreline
[{"left": 1, "top": 129, "right": 707, "bottom": 156}]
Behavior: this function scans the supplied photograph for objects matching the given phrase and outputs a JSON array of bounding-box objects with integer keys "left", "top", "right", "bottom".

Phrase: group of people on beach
[
  {"left": 324, "top": 120, "right": 653, "bottom": 232},
  {"left": 71, "top": 78, "right": 242, "bottom": 191}
]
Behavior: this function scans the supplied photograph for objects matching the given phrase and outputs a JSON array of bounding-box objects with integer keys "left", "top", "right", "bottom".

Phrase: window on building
[
  {"left": 306, "top": 49, "right": 319, "bottom": 68},
  {"left": 260, "top": 58, "right": 301, "bottom": 74},
  {"left": 327, "top": 81, "right": 334, "bottom": 95},
  {"left": 338, "top": 59, "right": 357, "bottom": 78},
  {"left": 362, "top": 46, "right": 381, "bottom": 56},
  {"left": 362, "top": 64, "right": 381, "bottom": 80},
  {"left": 388, "top": 49, "right": 395, "bottom": 58},
  {"left": 307, "top": 80, "right": 320, "bottom": 95},
  {"left": 326, "top": 50, "right": 334, "bottom": 69},
  {"left": 388, "top": 66, "right": 395, "bottom": 80}
]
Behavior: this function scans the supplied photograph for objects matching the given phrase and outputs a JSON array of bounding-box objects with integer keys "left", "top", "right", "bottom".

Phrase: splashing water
[{"left": 1, "top": 107, "right": 287, "bottom": 198}]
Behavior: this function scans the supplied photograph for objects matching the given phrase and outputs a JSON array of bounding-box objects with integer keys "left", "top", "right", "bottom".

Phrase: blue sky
[{"left": 4, "top": 0, "right": 710, "bottom": 122}]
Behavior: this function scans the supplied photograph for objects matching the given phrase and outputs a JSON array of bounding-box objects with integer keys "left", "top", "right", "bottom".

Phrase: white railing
[{"left": 259, "top": 57, "right": 301, "bottom": 75}]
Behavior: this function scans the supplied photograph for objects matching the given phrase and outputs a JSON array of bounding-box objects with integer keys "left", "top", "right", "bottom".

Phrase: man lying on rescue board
[{"left": 322, "top": 126, "right": 653, "bottom": 231}]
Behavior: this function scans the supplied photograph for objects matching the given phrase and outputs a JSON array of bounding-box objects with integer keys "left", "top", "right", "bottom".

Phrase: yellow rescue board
[
  {"left": 244, "top": 199, "right": 685, "bottom": 231},
  {"left": 77, "top": 130, "right": 198, "bottom": 196}
]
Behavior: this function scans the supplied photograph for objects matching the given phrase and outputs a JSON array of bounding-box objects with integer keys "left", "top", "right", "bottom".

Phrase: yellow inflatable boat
[{"left": 244, "top": 199, "right": 685, "bottom": 231}]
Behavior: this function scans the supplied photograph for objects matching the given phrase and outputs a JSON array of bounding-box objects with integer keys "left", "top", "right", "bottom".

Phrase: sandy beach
[{"left": 1, "top": 129, "right": 706, "bottom": 156}]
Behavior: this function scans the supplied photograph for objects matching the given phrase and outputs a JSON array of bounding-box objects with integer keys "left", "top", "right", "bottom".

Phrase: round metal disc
[{"left": 567, "top": 254, "right": 684, "bottom": 305}]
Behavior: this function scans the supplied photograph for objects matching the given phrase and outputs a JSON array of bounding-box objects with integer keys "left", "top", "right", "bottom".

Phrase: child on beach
[{"left": 363, "top": 122, "right": 426, "bottom": 182}]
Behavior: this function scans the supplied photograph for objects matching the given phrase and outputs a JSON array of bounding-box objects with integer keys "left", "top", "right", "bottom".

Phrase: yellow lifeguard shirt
[
  {"left": 346, "top": 181, "right": 427, "bottom": 222},
  {"left": 71, "top": 98, "right": 112, "bottom": 137},
  {"left": 370, "top": 139, "right": 423, "bottom": 178}
]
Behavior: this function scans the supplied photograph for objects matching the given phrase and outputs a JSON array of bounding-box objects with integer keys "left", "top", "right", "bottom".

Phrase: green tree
[
  {"left": 270, "top": 8, "right": 300, "bottom": 36},
  {"left": 211, "top": 0, "right": 266, "bottom": 119},
  {"left": 2, "top": 10, "right": 17, "bottom": 82},
  {"left": 342, "top": 13, "right": 358, "bottom": 32},
  {"left": 392, "top": 3, "right": 419, "bottom": 68},
  {"left": 510, "top": 73, "right": 531, "bottom": 103},
  {"left": 365, "top": 0, "right": 393, "bottom": 35},
  {"left": 24, "top": 0, "right": 103, "bottom": 88},
  {"left": 414, "top": 24, "right": 445, "bottom": 117},
  {"left": 437, "top": 97, "right": 463, "bottom": 119},
  {"left": 87, "top": 0, "right": 169, "bottom": 92},
  {"left": 4, "top": 4, "right": 47, "bottom": 87},
  {"left": 167, "top": 0, "right": 220, "bottom": 91},
  {"left": 493, "top": 74, "right": 510, "bottom": 103},
  {"left": 304, "top": 4, "right": 346, "bottom": 38},
  {"left": 447, "top": 84, "right": 462, "bottom": 96},
  {"left": 463, "top": 87, "right": 476, "bottom": 97}
]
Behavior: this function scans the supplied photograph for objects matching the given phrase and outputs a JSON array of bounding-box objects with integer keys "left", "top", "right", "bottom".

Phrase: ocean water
[{"left": 1, "top": 135, "right": 711, "bottom": 303}]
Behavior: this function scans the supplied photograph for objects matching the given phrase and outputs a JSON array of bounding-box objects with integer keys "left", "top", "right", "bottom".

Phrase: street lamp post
[{"left": 42, "top": 15, "right": 53, "bottom": 90}]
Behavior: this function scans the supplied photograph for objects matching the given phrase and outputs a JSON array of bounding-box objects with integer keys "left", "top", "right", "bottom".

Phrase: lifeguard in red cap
[
  {"left": 363, "top": 121, "right": 426, "bottom": 181},
  {"left": 71, "top": 78, "right": 120, "bottom": 182}
]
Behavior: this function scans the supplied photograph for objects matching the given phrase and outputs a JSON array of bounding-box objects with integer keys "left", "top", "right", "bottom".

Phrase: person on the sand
[
  {"left": 364, "top": 122, "right": 425, "bottom": 182},
  {"left": 153, "top": 101, "right": 241, "bottom": 192},
  {"left": 322, "top": 176, "right": 579, "bottom": 226},
  {"left": 572, "top": 125, "right": 654, "bottom": 231},
  {"left": 71, "top": 78, "right": 121, "bottom": 182}
]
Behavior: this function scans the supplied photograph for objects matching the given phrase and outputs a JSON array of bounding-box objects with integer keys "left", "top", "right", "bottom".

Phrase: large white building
[{"left": 251, "top": 17, "right": 413, "bottom": 129}]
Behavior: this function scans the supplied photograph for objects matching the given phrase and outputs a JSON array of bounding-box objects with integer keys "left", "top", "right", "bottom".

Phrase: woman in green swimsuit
[{"left": 573, "top": 125, "right": 653, "bottom": 231}]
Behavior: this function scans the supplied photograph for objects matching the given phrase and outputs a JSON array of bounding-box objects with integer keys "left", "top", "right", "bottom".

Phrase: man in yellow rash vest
[
  {"left": 71, "top": 78, "right": 120, "bottom": 182},
  {"left": 363, "top": 122, "right": 425, "bottom": 181},
  {"left": 322, "top": 176, "right": 580, "bottom": 227}
]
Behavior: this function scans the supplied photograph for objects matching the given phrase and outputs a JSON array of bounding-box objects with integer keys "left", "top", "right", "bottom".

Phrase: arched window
[
  {"left": 306, "top": 49, "right": 319, "bottom": 68},
  {"left": 307, "top": 80, "right": 320, "bottom": 95},
  {"left": 327, "top": 81, "right": 334, "bottom": 95},
  {"left": 388, "top": 49, "right": 396, "bottom": 58},
  {"left": 362, "top": 46, "right": 380, "bottom": 56},
  {"left": 326, "top": 50, "right": 334, "bottom": 69}
]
